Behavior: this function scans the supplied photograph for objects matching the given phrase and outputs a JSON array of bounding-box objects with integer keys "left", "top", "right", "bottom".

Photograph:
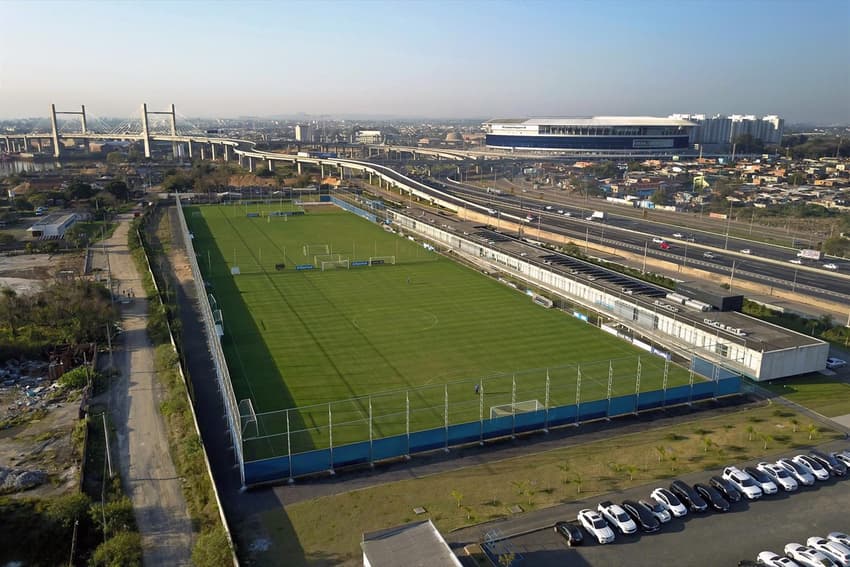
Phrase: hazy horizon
[{"left": 1, "top": 0, "right": 848, "bottom": 124}]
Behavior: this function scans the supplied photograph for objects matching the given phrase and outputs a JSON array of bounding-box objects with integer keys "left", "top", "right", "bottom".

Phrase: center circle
[{"left": 352, "top": 308, "right": 438, "bottom": 334}]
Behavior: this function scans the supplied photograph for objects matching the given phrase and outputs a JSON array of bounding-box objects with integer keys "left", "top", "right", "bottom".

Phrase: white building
[
  {"left": 669, "top": 114, "right": 784, "bottom": 149},
  {"left": 362, "top": 520, "right": 462, "bottom": 567},
  {"left": 27, "top": 213, "right": 78, "bottom": 239},
  {"left": 355, "top": 130, "right": 383, "bottom": 144}
]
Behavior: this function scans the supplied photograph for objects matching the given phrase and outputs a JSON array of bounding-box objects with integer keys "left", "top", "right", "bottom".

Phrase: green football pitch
[{"left": 185, "top": 203, "right": 697, "bottom": 459}]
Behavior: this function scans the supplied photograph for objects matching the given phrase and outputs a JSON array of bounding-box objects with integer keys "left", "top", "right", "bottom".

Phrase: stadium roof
[
  {"left": 361, "top": 520, "right": 462, "bottom": 567},
  {"left": 487, "top": 116, "right": 696, "bottom": 127}
]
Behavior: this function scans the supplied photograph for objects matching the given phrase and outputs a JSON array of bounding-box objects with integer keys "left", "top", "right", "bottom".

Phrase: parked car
[
  {"left": 777, "top": 458, "right": 816, "bottom": 486},
  {"left": 652, "top": 237, "right": 665, "bottom": 244},
  {"left": 577, "top": 509, "right": 615, "bottom": 544},
  {"left": 756, "top": 551, "right": 802, "bottom": 566},
  {"left": 793, "top": 455, "right": 831, "bottom": 481},
  {"left": 597, "top": 501, "right": 637, "bottom": 535},
  {"left": 709, "top": 475, "right": 742, "bottom": 503},
  {"left": 621, "top": 500, "right": 661, "bottom": 533},
  {"left": 723, "top": 466, "right": 763, "bottom": 500},
  {"left": 553, "top": 521, "right": 584, "bottom": 546},
  {"left": 639, "top": 499, "right": 672, "bottom": 523},
  {"left": 823, "top": 263, "right": 838, "bottom": 270},
  {"left": 756, "top": 462, "right": 799, "bottom": 491},
  {"left": 693, "top": 483, "right": 730, "bottom": 512},
  {"left": 650, "top": 487, "right": 688, "bottom": 517},
  {"left": 745, "top": 466, "right": 779, "bottom": 495},
  {"left": 826, "top": 358, "right": 847, "bottom": 369},
  {"left": 784, "top": 543, "right": 839, "bottom": 567},
  {"left": 669, "top": 480, "right": 708, "bottom": 512},
  {"left": 836, "top": 452, "right": 850, "bottom": 469},
  {"left": 809, "top": 450, "right": 847, "bottom": 477},
  {"left": 828, "top": 534, "right": 850, "bottom": 549},
  {"left": 806, "top": 537, "right": 850, "bottom": 566}
]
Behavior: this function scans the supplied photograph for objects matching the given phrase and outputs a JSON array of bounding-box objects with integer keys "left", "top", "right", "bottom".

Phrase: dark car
[
  {"left": 709, "top": 476, "right": 742, "bottom": 503},
  {"left": 810, "top": 450, "right": 848, "bottom": 477},
  {"left": 670, "top": 480, "right": 708, "bottom": 512},
  {"left": 693, "top": 483, "right": 731, "bottom": 512},
  {"left": 554, "top": 521, "right": 584, "bottom": 546},
  {"left": 621, "top": 500, "right": 661, "bottom": 533}
]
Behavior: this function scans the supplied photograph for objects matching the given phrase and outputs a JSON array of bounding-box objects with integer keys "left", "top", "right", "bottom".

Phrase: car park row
[{"left": 553, "top": 448, "right": 849, "bottom": 565}]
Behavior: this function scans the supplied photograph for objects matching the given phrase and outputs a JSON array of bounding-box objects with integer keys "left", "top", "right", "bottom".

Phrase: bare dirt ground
[
  {"left": 0, "top": 252, "right": 82, "bottom": 295},
  {"left": 96, "top": 215, "right": 194, "bottom": 566}
]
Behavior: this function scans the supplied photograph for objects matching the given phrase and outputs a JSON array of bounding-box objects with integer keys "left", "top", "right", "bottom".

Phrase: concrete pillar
[
  {"left": 200, "top": 144, "right": 206, "bottom": 160},
  {"left": 267, "top": 159, "right": 274, "bottom": 171},
  {"left": 297, "top": 161, "right": 302, "bottom": 174},
  {"left": 22, "top": 135, "right": 28, "bottom": 152},
  {"left": 187, "top": 140, "right": 193, "bottom": 159},
  {"left": 50, "top": 104, "right": 61, "bottom": 158},
  {"left": 320, "top": 164, "right": 325, "bottom": 178},
  {"left": 140, "top": 103, "right": 152, "bottom": 158},
  {"left": 369, "top": 172, "right": 373, "bottom": 184},
  {"left": 210, "top": 143, "right": 217, "bottom": 160},
  {"left": 223, "top": 144, "right": 230, "bottom": 161},
  {"left": 80, "top": 105, "right": 87, "bottom": 134},
  {"left": 248, "top": 156, "right": 254, "bottom": 173}
]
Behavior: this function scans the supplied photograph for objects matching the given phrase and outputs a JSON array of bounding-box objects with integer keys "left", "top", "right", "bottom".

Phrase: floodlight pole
[
  {"left": 405, "top": 391, "right": 411, "bottom": 459},
  {"left": 443, "top": 384, "right": 449, "bottom": 453},
  {"left": 662, "top": 358, "right": 670, "bottom": 406},
  {"left": 606, "top": 361, "right": 614, "bottom": 420},
  {"left": 328, "top": 403, "right": 334, "bottom": 475},
  {"left": 368, "top": 396, "right": 373, "bottom": 467},
  {"left": 543, "top": 369, "right": 550, "bottom": 433},
  {"left": 575, "top": 365, "right": 582, "bottom": 426},
  {"left": 286, "top": 410, "right": 293, "bottom": 483},
  {"left": 634, "top": 356, "right": 642, "bottom": 415},
  {"left": 511, "top": 375, "right": 517, "bottom": 439},
  {"left": 479, "top": 379, "right": 485, "bottom": 446},
  {"left": 687, "top": 365, "right": 695, "bottom": 406}
]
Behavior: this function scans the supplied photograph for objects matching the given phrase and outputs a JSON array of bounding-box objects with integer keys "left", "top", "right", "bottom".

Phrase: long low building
[{"left": 484, "top": 116, "right": 695, "bottom": 154}]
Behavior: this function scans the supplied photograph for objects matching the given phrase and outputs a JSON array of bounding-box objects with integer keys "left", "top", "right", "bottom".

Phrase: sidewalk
[{"left": 96, "top": 213, "right": 193, "bottom": 566}]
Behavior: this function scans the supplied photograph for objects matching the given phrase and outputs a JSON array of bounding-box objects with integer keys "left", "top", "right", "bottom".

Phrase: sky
[{"left": 1, "top": 0, "right": 849, "bottom": 124}]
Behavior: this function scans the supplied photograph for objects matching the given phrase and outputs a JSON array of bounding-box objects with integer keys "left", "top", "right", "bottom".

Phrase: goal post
[
  {"left": 368, "top": 255, "right": 396, "bottom": 266},
  {"left": 314, "top": 253, "right": 343, "bottom": 265},
  {"left": 489, "top": 399, "right": 542, "bottom": 419},
  {"left": 321, "top": 259, "right": 350, "bottom": 271},
  {"left": 302, "top": 243, "right": 330, "bottom": 257},
  {"left": 238, "top": 398, "right": 258, "bottom": 438}
]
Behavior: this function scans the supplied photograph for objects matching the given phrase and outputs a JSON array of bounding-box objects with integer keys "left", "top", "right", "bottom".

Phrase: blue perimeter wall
[{"left": 243, "top": 375, "right": 742, "bottom": 485}]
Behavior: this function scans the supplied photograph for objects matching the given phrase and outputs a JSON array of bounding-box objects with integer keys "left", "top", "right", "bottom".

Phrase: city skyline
[{"left": 1, "top": 0, "right": 849, "bottom": 124}]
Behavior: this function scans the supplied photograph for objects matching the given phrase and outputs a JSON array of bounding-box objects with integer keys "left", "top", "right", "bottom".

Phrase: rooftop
[
  {"left": 487, "top": 116, "right": 696, "bottom": 127},
  {"left": 361, "top": 520, "right": 462, "bottom": 567}
]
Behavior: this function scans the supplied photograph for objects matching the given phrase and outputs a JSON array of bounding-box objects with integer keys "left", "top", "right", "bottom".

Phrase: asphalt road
[{"left": 450, "top": 441, "right": 850, "bottom": 566}]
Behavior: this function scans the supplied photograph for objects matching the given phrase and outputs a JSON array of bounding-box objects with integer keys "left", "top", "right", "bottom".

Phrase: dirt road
[{"left": 100, "top": 214, "right": 193, "bottom": 566}]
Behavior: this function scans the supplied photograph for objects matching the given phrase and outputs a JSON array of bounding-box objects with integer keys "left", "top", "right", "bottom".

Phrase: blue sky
[{"left": 1, "top": 0, "right": 848, "bottom": 123}]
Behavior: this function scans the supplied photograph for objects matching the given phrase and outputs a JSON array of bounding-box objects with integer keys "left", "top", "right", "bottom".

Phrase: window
[{"left": 714, "top": 342, "right": 729, "bottom": 357}]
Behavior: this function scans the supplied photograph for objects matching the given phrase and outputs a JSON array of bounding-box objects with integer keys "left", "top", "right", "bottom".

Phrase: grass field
[{"left": 186, "top": 203, "right": 698, "bottom": 457}]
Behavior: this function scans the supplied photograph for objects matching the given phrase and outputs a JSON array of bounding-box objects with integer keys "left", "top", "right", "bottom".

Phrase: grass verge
[
  {"left": 761, "top": 375, "right": 850, "bottom": 417},
  {"left": 270, "top": 402, "right": 842, "bottom": 566}
]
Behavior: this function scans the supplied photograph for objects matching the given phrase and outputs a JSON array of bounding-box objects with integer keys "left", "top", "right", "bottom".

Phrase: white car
[
  {"left": 741, "top": 248, "right": 752, "bottom": 254},
  {"left": 563, "top": 211, "right": 571, "bottom": 216},
  {"left": 577, "top": 509, "right": 615, "bottom": 544},
  {"left": 597, "top": 501, "right": 637, "bottom": 535},
  {"left": 824, "top": 263, "right": 839, "bottom": 270},
  {"left": 826, "top": 358, "right": 847, "bottom": 369},
  {"left": 785, "top": 543, "right": 839, "bottom": 567},
  {"left": 557, "top": 209, "right": 564, "bottom": 214},
  {"left": 790, "top": 258, "right": 803, "bottom": 265},
  {"left": 704, "top": 251, "right": 716, "bottom": 259},
  {"left": 807, "top": 537, "right": 850, "bottom": 566},
  {"left": 757, "top": 462, "right": 798, "bottom": 491},
  {"left": 639, "top": 499, "right": 671, "bottom": 523},
  {"left": 652, "top": 237, "right": 665, "bottom": 244},
  {"left": 757, "top": 551, "right": 803, "bottom": 566},
  {"left": 836, "top": 453, "right": 850, "bottom": 469},
  {"left": 722, "top": 466, "right": 763, "bottom": 500},
  {"left": 650, "top": 487, "right": 688, "bottom": 517},
  {"left": 672, "top": 232, "right": 684, "bottom": 238},
  {"left": 829, "top": 534, "right": 850, "bottom": 549},
  {"left": 777, "top": 458, "right": 816, "bottom": 486},
  {"left": 545, "top": 205, "right": 553, "bottom": 210},
  {"left": 793, "top": 454, "right": 830, "bottom": 481}
]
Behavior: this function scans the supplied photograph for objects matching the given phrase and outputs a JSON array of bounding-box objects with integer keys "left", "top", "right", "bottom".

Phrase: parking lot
[{"left": 474, "top": 457, "right": 849, "bottom": 566}]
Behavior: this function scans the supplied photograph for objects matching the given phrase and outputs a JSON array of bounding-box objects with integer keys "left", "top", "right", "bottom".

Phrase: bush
[
  {"left": 89, "top": 496, "right": 136, "bottom": 536},
  {"left": 192, "top": 525, "right": 233, "bottom": 567},
  {"left": 90, "top": 531, "right": 142, "bottom": 567},
  {"left": 59, "top": 366, "right": 90, "bottom": 390},
  {"left": 45, "top": 492, "right": 90, "bottom": 529}
]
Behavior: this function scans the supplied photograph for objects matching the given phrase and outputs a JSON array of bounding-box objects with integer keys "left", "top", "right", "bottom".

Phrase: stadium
[{"left": 483, "top": 116, "right": 696, "bottom": 154}]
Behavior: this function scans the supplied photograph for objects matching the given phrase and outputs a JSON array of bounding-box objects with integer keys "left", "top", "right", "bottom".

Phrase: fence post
[
  {"left": 634, "top": 356, "right": 642, "bottom": 414},
  {"left": 286, "top": 409, "right": 293, "bottom": 483},
  {"left": 688, "top": 365, "right": 695, "bottom": 406},
  {"left": 575, "top": 365, "right": 582, "bottom": 426},
  {"left": 328, "top": 403, "right": 335, "bottom": 475},
  {"left": 713, "top": 365, "right": 720, "bottom": 399},
  {"left": 443, "top": 384, "right": 449, "bottom": 453},
  {"left": 405, "top": 391, "right": 411, "bottom": 459},
  {"left": 606, "top": 361, "right": 613, "bottom": 420},
  {"left": 368, "top": 395, "right": 374, "bottom": 468},
  {"left": 544, "top": 369, "right": 550, "bottom": 433},
  {"left": 479, "top": 379, "right": 485, "bottom": 445},
  {"left": 511, "top": 374, "right": 517, "bottom": 439},
  {"left": 662, "top": 358, "right": 669, "bottom": 406}
]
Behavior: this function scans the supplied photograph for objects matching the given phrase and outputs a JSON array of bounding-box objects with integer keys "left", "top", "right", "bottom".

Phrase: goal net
[
  {"left": 315, "top": 253, "right": 344, "bottom": 265},
  {"left": 238, "top": 398, "right": 258, "bottom": 438},
  {"left": 321, "top": 259, "right": 350, "bottom": 271},
  {"left": 489, "top": 400, "right": 543, "bottom": 419},
  {"left": 303, "top": 243, "right": 330, "bottom": 257},
  {"left": 369, "top": 256, "right": 396, "bottom": 266}
]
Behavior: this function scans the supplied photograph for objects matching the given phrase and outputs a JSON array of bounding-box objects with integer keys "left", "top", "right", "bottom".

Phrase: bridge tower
[
  {"left": 49, "top": 104, "right": 88, "bottom": 158},
  {"left": 140, "top": 103, "right": 179, "bottom": 159}
]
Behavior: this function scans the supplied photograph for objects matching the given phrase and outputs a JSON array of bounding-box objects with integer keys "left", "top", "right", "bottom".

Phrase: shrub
[
  {"left": 59, "top": 366, "right": 90, "bottom": 390},
  {"left": 192, "top": 525, "right": 233, "bottom": 567},
  {"left": 90, "top": 531, "right": 143, "bottom": 567}
]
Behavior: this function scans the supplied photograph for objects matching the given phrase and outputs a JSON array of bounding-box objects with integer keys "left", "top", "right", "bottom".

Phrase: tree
[
  {"left": 655, "top": 445, "right": 666, "bottom": 462},
  {"left": 759, "top": 432, "right": 773, "bottom": 450},
  {"left": 89, "top": 496, "right": 136, "bottom": 536},
  {"left": 573, "top": 471, "right": 583, "bottom": 494},
  {"left": 90, "top": 531, "right": 143, "bottom": 567},
  {"left": 650, "top": 189, "right": 667, "bottom": 206},
  {"left": 66, "top": 181, "right": 95, "bottom": 200},
  {"left": 668, "top": 452, "right": 678, "bottom": 472},
  {"left": 192, "top": 527, "right": 232, "bottom": 567},
  {"left": 807, "top": 423, "right": 819, "bottom": 441},
  {"left": 64, "top": 224, "right": 90, "bottom": 249},
  {"left": 746, "top": 425, "right": 756, "bottom": 441},
  {"left": 106, "top": 151, "right": 125, "bottom": 166},
  {"left": 46, "top": 492, "right": 90, "bottom": 529},
  {"left": 105, "top": 180, "right": 130, "bottom": 201},
  {"left": 701, "top": 436, "right": 714, "bottom": 453},
  {"left": 498, "top": 551, "right": 517, "bottom": 567},
  {"left": 450, "top": 489, "right": 463, "bottom": 509},
  {"left": 625, "top": 464, "right": 638, "bottom": 481},
  {"left": 790, "top": 418, "right": 799, "bottom": 433},
  {"left": 557, "top": 462, "right": 571, "bottom": 487}
]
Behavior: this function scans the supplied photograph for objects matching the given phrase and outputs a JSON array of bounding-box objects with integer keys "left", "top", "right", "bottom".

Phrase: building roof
[
  {"left": 487, "top": 116, "right": 696, "bottom": 127},
  {"left": 27, "top": 213, "right": 77, "bottom": 231},
  {"left": 361, "top": 520, "right": 462, "bottom": 567}
]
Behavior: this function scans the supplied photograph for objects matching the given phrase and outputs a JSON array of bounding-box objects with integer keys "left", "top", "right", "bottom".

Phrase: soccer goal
[
  {"left": 321, "top": 259, "right": 350, "bottom": 271},
  {"left": 489, "top": 400, "right": 543, "bottom": 419},
  {"left": 315, "top": 253, "right": 343, "bottom": 265},
  {"left": 368, "top": 256, "right": 396, "bottom": 266},
  {"left": 302, "top": 243, "right": 330, "bottom": 257},
  {"left": 238, "top": 398, "right": 259, "bottom": 438}
]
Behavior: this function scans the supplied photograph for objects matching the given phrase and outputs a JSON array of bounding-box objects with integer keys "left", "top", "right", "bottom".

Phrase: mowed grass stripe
[{"left": 187, "top": 204, "right": 697, "bottom": 453}]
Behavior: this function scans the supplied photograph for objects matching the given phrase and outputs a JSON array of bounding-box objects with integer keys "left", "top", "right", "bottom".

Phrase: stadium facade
[{"left": 483, "top": 116, "right": 696, "bottom": 154}]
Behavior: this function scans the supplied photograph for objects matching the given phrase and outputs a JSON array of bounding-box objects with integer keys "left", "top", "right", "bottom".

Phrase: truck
[
  {"left": 797, "top": 249, "right": 823, "bottom": 261},
  {"left": 586, "top": 210, "right": 607, "bottom": 221}
]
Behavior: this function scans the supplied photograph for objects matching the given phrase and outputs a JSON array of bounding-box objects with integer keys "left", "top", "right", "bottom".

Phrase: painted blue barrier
[
  {"left": 242, "top": 376, "right": 743, "bottom": 485},
  {"left": 609, "top": 394, "right": 636, "bottom": 417},
  {"left": 331, "top": 196, "right": 378, "bottom": 222}
]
